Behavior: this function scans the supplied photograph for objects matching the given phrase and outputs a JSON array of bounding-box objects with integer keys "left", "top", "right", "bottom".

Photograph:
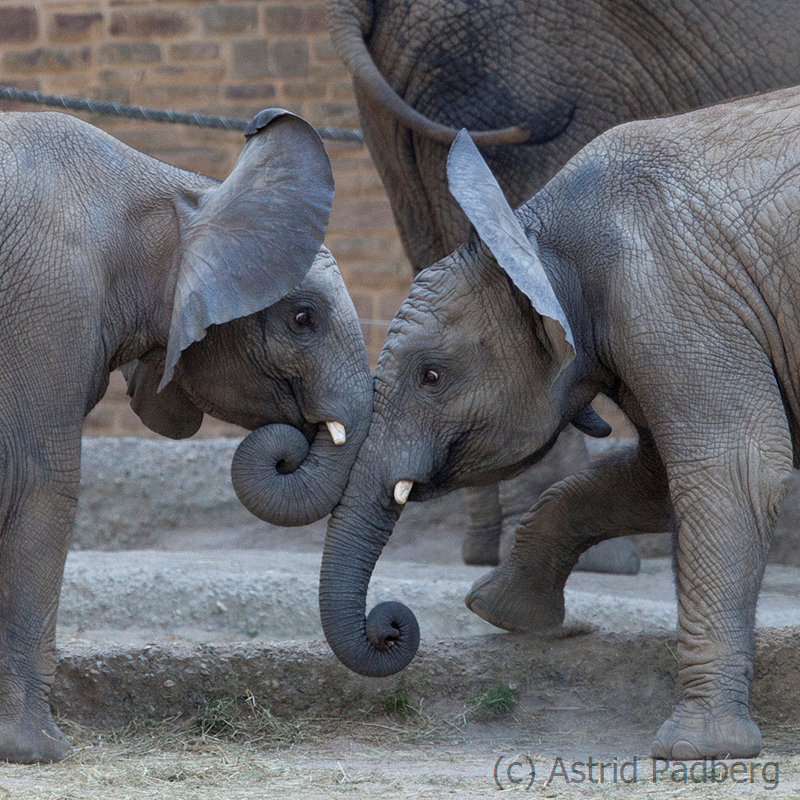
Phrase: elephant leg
[
  {"left": 0, "top": 434, "right": 77, "bottom": 762},
  {"left": 463, "top": 427, "right": 592, "bottom": 566},
  {"left": 462, "top": 484, "right": 503, "bottom": 565},
  {"left": 466, "top": 435, "right": 670, "bottom": 632},
  {"left": 649, "top": 421, "right": 791, "bottom": 759},
  {"left": 496, "top": 426, "right": 641, "bottom": 573}
]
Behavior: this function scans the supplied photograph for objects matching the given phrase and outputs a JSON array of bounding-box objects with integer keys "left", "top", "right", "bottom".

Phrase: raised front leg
[
  {"left": 466, "top": 435, "right": 670, "bottom": 631},
  {"left": 463, "top": 425, "right": 641, "bottom": 570},
  {"left": 0, "top": 434, "right": 79, "bottom": 762}
]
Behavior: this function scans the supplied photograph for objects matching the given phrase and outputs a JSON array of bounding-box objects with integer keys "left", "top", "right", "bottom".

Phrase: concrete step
[{"left": 58, "top": 551, "right": 800, "bottom": 646}]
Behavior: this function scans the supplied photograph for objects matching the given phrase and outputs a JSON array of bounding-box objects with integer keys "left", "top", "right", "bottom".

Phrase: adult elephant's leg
[
  {"left": 462, "top": 484, "right": 503, "bottom": 565},
  {"left": 466, "top": 435, "right": 670, "bottom": 632},
  {"left": 0, "top": 431, "right": 77, "bottom": 762},
  {"left": 496, "top": 427, "right": 641, "bottom": 573}
]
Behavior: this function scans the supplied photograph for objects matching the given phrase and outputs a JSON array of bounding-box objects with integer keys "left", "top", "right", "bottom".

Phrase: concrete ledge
[
  {"left": 76, "top": 438, "right": 248, "bottom": 549},
  {"left": 52, "top": 628, "right": 800, "bottom": 732},
  {"left": 76, "top": 437, "right": 800, "bottom": 565}
]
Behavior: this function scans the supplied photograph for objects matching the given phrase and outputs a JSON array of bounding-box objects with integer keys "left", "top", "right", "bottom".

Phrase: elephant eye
[
  {"left": 294, "top": 309, "right": 313, "bottom": 327},
  {"left": 422, "top": 369, "right": 440, "bottom": 386}
]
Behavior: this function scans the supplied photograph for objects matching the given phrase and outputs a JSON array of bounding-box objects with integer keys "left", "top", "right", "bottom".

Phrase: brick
[
  {"left": 49, "top": 11, "right": 103, "bottom": 41},
  {"left": 329, "top": 197, "right": 396, "bottom": 233},
  {"left": 282, "top": 80, "right": 325, "bottom": 100},
  {"left": 309, "top": 100, "right": 358, "bottom": 127},
  {"left": 147, "top": 145, "right": 232, "bottom": 177},
  {"left": 99, "top": 42, "right": 162, "bottom": 64},
  {"left": 110, "top": 11, "right": 187, "bottom": 37},
  {"left": 224, "top": 83, "right": 276, "bottom": 101},
  {"left": 263, "top": 5, "right": 302, "bottom": 34},
  {"left": 264, "top": 3, "right": 327, "bottom": 35},
  {"left": 0, "top": 7, "right": 37, "bottom": 42},
  {"left": 152, "top": 64, "right": 225, "bottom": 82},
  {"left": 330, "top": 167, "right": 389, "bottom": 199},
  {"left": 378, "top": 286, "right": 413, "bottom": 320},
  {"left": 221, "top": 99, "right": 304, "bottom": 120},
  {"left": 142, "top": 84, "right": 220, "bottom": 107},
  {"left": 200, "top": 5, "right": 257, "bottom": 35},
  {"left": 91, "top": 85, "right": 131, "bottom": 104},
  {"left": 328, "top": 79, "right": 357, "bottom": 101},
  {"left": 169, "top": 41, "right": 219, "bottom": 61},
  {"left": 231, "top": 40, "right": 270, "bottom": 79},
  {"left": 303, "top": 6, "right": 328, "bottom": 33},
  {"left": 3, "top": 46, "right": 91, "bottom": 73},
  {"left": 270, "top": 40, "right": 309, "bottom": 78},
  {"left": 312, "top": 36, "right": 338, "bottom": 63},
  {"left": 98, "top": 67, "right": 149, "bottom": 84}
]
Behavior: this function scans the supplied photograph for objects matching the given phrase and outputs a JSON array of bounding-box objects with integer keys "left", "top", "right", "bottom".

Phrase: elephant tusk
[
  {"left": 326, "top": 421, "right": 347, "bottom": 445},
  {"left": 393, "top": 479, "right": 414, "bottom": 505}
]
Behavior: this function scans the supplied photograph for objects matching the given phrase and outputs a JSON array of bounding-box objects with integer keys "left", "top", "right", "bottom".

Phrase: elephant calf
[
  {"left": 319, "top": 85, "right": 800, "bottom": 759},
  {"left": 0, "top": 108, "right": 372, "bottom": 761}
]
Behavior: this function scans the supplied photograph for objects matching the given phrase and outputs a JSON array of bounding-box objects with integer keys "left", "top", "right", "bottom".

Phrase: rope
[{"left": 0, "top": 85, "right": 364, "bottom": 143}]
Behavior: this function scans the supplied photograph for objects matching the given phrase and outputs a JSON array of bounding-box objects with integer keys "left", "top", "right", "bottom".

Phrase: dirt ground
[
  {"left": 3, "top": 711, "right": 799, "bottom": 799},
  {"left": 12, "top": 433, "right": 798, "bottom": 798}
]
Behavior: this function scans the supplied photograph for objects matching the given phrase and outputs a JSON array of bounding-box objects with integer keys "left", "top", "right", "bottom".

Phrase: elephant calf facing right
[{"left": 320, "top": 85, "right": 800, "bottom": 759}]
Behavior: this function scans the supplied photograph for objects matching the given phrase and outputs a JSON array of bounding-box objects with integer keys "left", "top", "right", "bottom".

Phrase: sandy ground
[
  {"left": 8, "top": 436, "right": 798, "bottom": 797},
  {"left": 2, "top": 717, "right": 798, "bottom": 799}
]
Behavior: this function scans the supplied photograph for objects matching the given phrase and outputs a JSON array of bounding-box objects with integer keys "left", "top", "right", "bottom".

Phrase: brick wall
[{"left": 0, "top": 0, "right": 413, "bottom": 436}]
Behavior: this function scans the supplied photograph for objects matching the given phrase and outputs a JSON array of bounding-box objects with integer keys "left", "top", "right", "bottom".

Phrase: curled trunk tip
[
  {"left": 322, "top": 599, "right": 420, "bottom": 678},
  {"left": 231, "top": 423, "right": 345, "bottom": 527}
]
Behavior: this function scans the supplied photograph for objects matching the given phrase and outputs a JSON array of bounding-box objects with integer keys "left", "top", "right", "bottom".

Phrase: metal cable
[{"left": 0, "top": 85, "right": 364, "bottom": 142}]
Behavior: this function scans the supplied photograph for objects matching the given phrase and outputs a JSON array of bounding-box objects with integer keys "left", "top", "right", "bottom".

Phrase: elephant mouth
[{"left": 394, "top": 428, "right": 562, "bottom": 504}]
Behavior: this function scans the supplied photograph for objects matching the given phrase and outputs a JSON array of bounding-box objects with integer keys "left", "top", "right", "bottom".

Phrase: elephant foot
[
  {"left": 574, "top": 537, "right": 641, "bottom": 575},
  {"left": 0, "top": 714, "right": 70, "bottom": 763},
  {"left": 465, "top": 559, "right": 564, "bottom": 632},
  {"left": 461, "top": 528, "right": 500, "bottom": 566},
  {"left": 652, "top": 700, "right": 762, "bottom": 760}
]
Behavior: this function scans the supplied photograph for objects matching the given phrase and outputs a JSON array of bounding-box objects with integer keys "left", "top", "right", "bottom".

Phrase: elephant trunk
[
  {"left": 319, "top": 450, "right": 420, "bottom": 677},
  {"left": 327, "top": 0, "right": 531, "bottom": 146},
  {"left": 231, "top": 417, "right": 364, "bottom": 527}
]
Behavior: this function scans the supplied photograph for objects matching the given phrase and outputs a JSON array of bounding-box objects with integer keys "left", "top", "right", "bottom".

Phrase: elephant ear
[
  {"left": 160, "top": 108, "right": 334, "bottom": 390},
  {"left": 447, "top": 129, "right": 575, "bottom": 369},
  {"left": 122, "top": 360, "right": 204, "bottom": 439}
]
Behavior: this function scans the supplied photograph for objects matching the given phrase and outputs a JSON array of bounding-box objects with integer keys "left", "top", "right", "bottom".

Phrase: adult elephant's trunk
[
  {"left": 319, "top": 448, "right": 420, "bottom": 677},
  {"left": 231, "top": 416, "right": 367, "bottom": 527},
  {"left": 326, "top": 0, "right": 533, "bottom": 146}
]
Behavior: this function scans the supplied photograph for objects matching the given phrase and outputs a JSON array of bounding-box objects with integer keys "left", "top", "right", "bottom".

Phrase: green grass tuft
[
  {"left": 469, "top": 683, "right": 518, "bottom": 721},
  {"left": 380, "top": 683, "right": 413, "bottom": 717}
]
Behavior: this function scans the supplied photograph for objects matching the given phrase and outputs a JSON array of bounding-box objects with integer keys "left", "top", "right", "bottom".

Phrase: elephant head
[
  {"left": 320, "top": 132, "right": 609, "bottom": 675},
  {"left": 124, "top": 109, "right": 373, "bottom": 526}
]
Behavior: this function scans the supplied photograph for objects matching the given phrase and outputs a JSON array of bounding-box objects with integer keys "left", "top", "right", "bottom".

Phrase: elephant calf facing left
[
  {"left": 0, "top": 108, "right": 372, "bottom": 762},
  {"left": 319, "top": 85, "right": 800, "bottom": 760}
]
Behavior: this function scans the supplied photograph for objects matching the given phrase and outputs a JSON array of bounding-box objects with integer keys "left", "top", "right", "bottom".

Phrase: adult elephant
[
  {"left": 0, "top": 108, "right": 371, "bottom": 761},
  {"left": 327, "top": 0, "right": 800, "bottom": 566}
]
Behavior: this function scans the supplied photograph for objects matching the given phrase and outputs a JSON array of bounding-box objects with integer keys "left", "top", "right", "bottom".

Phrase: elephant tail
[{"left": 326, "top": 0, "right": 533, "bottom": 146}]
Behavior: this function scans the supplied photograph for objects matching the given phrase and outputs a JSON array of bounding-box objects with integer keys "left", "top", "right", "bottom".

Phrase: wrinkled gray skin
[
  {"left": 320, "top": 86, "right": 800, "bottom": 758},
  {"left": 328, "top": 0, "right": 800, "bottom": 567},
  {"left": 0, "top": 109, "right": 371, "bottom": 762}
]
